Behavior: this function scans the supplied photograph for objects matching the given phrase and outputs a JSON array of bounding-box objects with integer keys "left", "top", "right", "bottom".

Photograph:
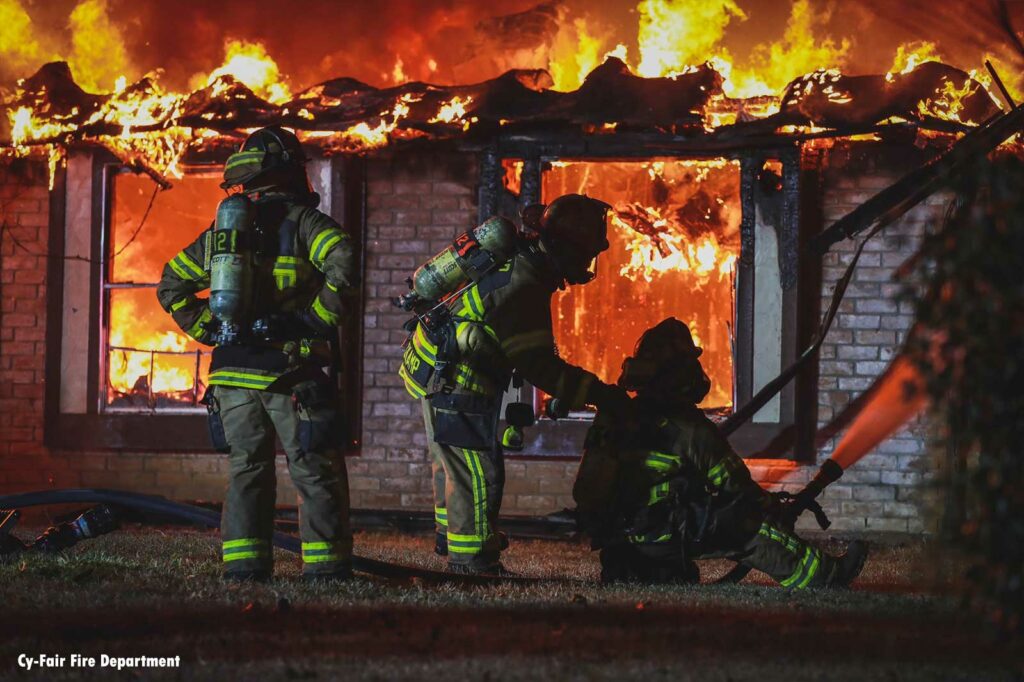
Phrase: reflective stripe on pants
[
  {"left": 215, "top": 386, "right": 352, "bottom": 574},
  {"left": 421, "top": 398, "right": 504, "bottom": 563}
]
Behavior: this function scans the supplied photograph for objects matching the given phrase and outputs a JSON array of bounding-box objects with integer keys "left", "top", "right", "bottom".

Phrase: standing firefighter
[
  {"left": 157, "top": 126, "right": 358, "bottom": 582},
  {"left": 574, "top": 317, "right": 869, "bottom": 588},
  {"left": 398, "top": 195, "right": 637, "bottom": 574}
]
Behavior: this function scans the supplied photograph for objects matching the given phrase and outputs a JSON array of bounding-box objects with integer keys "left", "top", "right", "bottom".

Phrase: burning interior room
[{"left": 0, "top": 0, "right": 1020, "bottom": 532}]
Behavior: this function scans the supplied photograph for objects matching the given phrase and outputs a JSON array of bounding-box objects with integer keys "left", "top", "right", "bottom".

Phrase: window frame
[
  {"left": 99, "top": 163, "right": 218, "bottom": 414},
  {"left": 475, "top": 135, "right": 817, "bottom": 460},
  {"left": 44, "top": 150, "right": 367, "bottom": 453}
]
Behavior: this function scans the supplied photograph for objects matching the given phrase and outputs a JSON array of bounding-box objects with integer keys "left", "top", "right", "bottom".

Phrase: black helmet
[
  {"left": 533, "top": 194, "right": 611, "bottom": 285},
  {"left": 618, "top": 317, "right": 710, "bottom": 403},
  {"left": 221, "top": 125, "right": 307, "bottom": 190}
]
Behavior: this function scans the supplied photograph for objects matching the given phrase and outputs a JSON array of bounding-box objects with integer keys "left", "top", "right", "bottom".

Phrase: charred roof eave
[{"left": 2, "top": 57, "right": 1002, "bottom": 184}]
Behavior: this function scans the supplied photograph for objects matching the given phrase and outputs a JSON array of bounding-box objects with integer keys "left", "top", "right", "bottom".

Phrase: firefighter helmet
[
  {"left": 536, "top": 194, "right": 612, "bottom": 285},
  {"left": 618, "top": 317, "right": 710, "bottom": 403},
  {"left": 221, "top": 125, "right": 308, "bottom": 190}
]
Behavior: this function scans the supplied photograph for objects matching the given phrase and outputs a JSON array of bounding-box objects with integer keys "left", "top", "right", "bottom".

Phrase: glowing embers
[
  {"left": 104, "top": 172, "right": 222, "bottom": 410},
  {"left": 544, "top": 159, "right": 740, "bottom": 410}
]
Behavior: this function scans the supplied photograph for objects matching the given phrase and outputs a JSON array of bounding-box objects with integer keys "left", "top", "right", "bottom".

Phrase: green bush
[{"left": 901, "top": 154, "right": 1024, "bottom": 636}]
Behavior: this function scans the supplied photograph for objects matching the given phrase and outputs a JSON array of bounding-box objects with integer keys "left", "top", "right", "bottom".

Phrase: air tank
[
  {"left": 209, "top": 195, "right": 255, "bottom": 328},
  {"left": 411, "top": 216, "right": 517, "bottom": 302}
]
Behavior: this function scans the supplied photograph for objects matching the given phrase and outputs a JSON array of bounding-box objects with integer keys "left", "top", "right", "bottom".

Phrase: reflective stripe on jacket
[{"left": 156, "top": 192, "right": 358, "bottom": 388}]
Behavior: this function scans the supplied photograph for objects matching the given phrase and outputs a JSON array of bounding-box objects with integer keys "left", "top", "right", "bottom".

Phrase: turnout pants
[
  {"left": 730, "top": 521, "right": 835, "bottom": 589},
  {"left": 631, "top": 521, "right": 836, "bottom": 589},
  {"left": 209, "top": 385, "right": 352, "bottom": 575},
  {"left": 422, "top": 399, "right": 505, "bottom": 565}
]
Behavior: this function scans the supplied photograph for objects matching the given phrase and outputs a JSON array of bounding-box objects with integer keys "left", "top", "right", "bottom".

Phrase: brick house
[
  {"left": 3, "top": 57, "right": 986, "bottom": 534},
  {"left": 0, "top": 133, "right": 940, "bottom": 535}
]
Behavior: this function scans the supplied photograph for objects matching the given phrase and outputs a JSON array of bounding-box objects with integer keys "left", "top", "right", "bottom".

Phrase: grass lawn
[{"left": 1, "top": 526, "right": 1021, "bottom": 681}]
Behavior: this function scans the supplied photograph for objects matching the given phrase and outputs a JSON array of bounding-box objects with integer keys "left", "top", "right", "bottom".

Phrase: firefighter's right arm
[
  {"left": 495, "top": 285, "right": 627, "bottom": 413},
  {"left": 156, "top": 230, "right": 215, "bottom": 345}
]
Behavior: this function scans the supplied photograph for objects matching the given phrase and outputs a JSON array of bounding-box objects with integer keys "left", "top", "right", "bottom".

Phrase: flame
[
  {"left": 542, "top": 0, "right": 851, "bottom": 109},
  {"left": 917, "top": 74, "right": 980, "bottom": 125},
  {"left": 613, "top": 203, "right": 737, "bottom": 284},
  {"left": 888, "top": 41, "right": 943, "bottom": 77},
  {"left": 1, "top": 0, "right": 1008, "bottom": 185},
  {"left": 194, "top": 39, "right": 292, "bottom": 104},
  {"left": 547, "top": 159, "right": 740, "bottom": 409},
  {"left": 634, "top": 0, "right": 850, "bottom": 103},
  {"left": 107, "top": 293, "right": 206, "bottom": 402},
  {"left": 636, "top": 0, "right": 745, "bottom": 81},
  {"left": 304, "top": 93, "right": 423, "bottom": 153},
  {"left": 5, "top": 37, "right": 293, "bottom": 182},
  {"left": 0, "top": 0, "right": 136, "bottom": 93},
  {"left": 429, "top": 95, "right": 474, "bottom": 126},
  {"left": 0, "top": 0, "right": 49, "bottom": 76},
  {"left": 391, "top": 55, "right": 408, "bottom": 84},
  {"left": 548, "top": 17, "right": 608, "bottom": 92},
  {"left": 724, "top": 0, "right": 850, "bottom": 99},
  {"left": 67, "top": 0, "right": 132, "bottom": 93},
  {"left": 969, "top": 55, "right": 1023, "bottom": 111}
]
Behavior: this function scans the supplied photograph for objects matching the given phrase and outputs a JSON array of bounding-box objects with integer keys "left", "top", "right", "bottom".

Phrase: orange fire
[
  {"left": 105, "top": 172, "right": 221, "bottom": 408},
  {"left": 191, "top": 39, "right": 293, "bottom": 105},
  {"left": 429, "top": 95, "right": 477, "bottom": 130},
  {"left": 545, "top": 159, "right": 741, "bottom": 409},
  {"left": 2, "top": 0, "right": 1008, "bottom": 186},
  {"left": 545, "top": 0, "right": 851, "bottom": 108},
  {"left": 615, "top": 205, "right": 738, "bottom": 284}
]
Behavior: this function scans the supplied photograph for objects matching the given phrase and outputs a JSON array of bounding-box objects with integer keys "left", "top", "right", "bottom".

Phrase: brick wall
[
  {"left": 0, "top": 158, "right": 48, "bottom": 493},
  {"left": 804, "top": 159, "right": 943, "bottom": 534},
  {"left": 353, "top": 150, "right": 476, "bottom": 509},
  {"left": 0, "top": 159, "right": 300, "bottom": 502},
  {"left": 0, "top": 145, "right": 943, "bottom": 533},
  {"left": 353, "top": 150, "right": 579, "bottom": 514}
]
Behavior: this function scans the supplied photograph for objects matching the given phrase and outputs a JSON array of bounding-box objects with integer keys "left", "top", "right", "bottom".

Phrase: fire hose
[{"left": 0, "top": 488, "right": 559, "bottom": 586}]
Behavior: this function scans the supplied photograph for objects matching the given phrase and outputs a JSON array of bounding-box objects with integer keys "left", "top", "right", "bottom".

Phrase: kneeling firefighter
[
  {"left": 398, "top": 195, "right": 638, "bottom": 574},
  {"left": 157, "top": 126, "right": 358, "bottom": 582},
  {"left": 574, "top": 318, "right": 868, "bottom": 588}
]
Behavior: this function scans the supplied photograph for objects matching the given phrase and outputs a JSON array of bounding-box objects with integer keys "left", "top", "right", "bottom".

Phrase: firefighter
[
  {"left": 574, "top": 317, "right": 869, "bottom": 588},
  {"left": 157, "top": 126, "right": 358, "bottom": 582},
  {"left": 399, "top": 194, "right": 637, "bottom": 574}
]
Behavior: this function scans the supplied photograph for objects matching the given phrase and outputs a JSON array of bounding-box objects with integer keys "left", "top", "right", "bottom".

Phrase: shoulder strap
[
  {"left": 201, "top": 222, "right": 215, "bottom": 271},
  {"left": 475, "top": 257, "right": 516, "bottom": 299},
  {"left": 279, "top": 203, "right": 305, "bottom": 258}
]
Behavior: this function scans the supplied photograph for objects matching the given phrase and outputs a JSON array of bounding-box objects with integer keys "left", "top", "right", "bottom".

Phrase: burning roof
[{"left": 0, "top": 53, "right": 1003, "bottom": 186}]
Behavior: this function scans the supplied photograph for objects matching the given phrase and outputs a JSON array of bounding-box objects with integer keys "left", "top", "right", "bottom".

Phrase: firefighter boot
[
  {"left": 223, "top": 569, "right": 271, "bottom": 583},
  {"left": 447, "top": 551, "right": 514, "bottom": 576},
  {"left": 825, "top": 540, "right": 869, "bottom": 588},
  {"left": 303, "top": 565, "right": 354, "bottom": 584},
  {"left": 435, "top": 531, "right": 448, "bottom": 556}
]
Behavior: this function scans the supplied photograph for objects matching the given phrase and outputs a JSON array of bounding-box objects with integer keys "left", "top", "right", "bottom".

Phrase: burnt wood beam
[
  {"left": 810, "top": 102, "right": 1024, "bottom": 254},
  {"left": 734, "top": 156, "right": 759, "bottom": 409},
  {"left": 780, "top": 148, "right": 801, "bottom": 290},
  {"left": 519, "top": 156, "right": 542, "bottom": 207},
  {"left": 477, "top": 148, "right": 500, "bottom": 224}
]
